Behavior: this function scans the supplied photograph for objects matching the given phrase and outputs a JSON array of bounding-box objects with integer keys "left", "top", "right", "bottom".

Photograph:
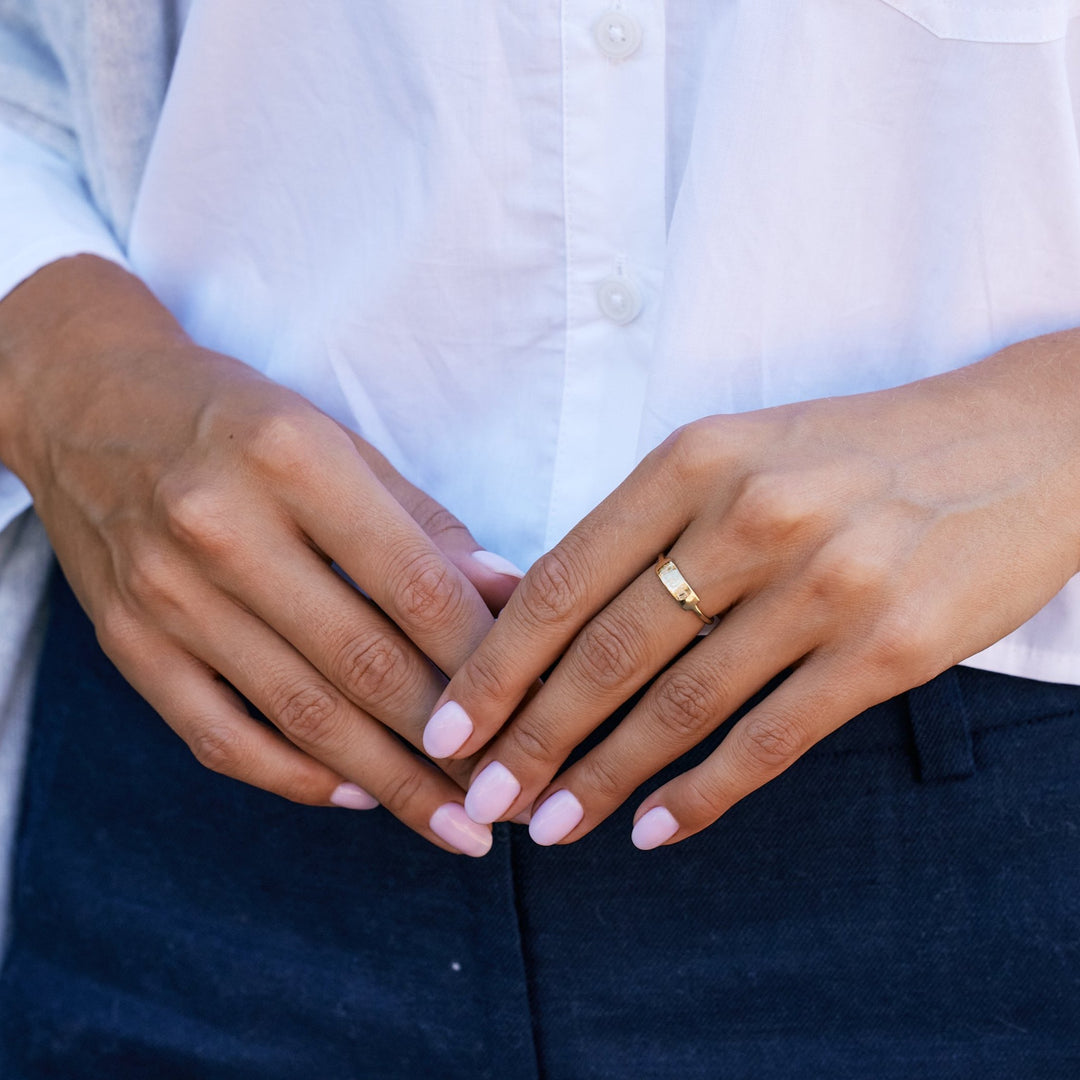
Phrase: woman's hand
[
  {"left": 0, "top": 256, "right": 523, "bottom": 857},
  {"left": 428, "top": 333, "right": 1080, "bottom": 848}
]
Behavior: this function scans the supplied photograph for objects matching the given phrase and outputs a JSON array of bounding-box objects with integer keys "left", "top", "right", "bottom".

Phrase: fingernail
[
  {"left": 471, "top": 550, "right": 526, "bottom": 579},
  {"left": 329, "top": 782, "right": 380, "bottom": 810},
  {"left": 528, "top": 790, "right": 584, "bottom": 846},
  {"left": 511, "top": 809, "right": 533, "bottom": 826},
  {"left": 423, "top": 701, "right": 473, "bottom": 758},
  {"left": 464, "top": 761, "right": 521, "bottom": 824},
  {"left": 429, "top": 803, "right": 493, "bottom": 857},
  {"left": 631, "top": 806, "right": 679, "bottom": 851}
]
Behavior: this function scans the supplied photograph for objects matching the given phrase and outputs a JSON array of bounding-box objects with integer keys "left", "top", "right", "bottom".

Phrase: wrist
[{"left": 0, "top": 254, "right": 188, "bottom": 485}]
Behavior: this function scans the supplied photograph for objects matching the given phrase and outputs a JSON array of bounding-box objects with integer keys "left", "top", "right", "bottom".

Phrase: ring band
[{"left": 655, "top": 554, "right": 715, "bottom": 626}]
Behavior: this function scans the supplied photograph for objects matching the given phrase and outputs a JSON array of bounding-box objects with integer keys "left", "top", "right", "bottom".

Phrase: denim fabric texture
[{"left": 1, "top": 571, "right": 1078, "bottom": 1078}]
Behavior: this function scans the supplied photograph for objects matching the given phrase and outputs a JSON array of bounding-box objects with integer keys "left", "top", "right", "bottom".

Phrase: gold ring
[{"left": 655, "top": 554, "right": 715, "bottom": 626}]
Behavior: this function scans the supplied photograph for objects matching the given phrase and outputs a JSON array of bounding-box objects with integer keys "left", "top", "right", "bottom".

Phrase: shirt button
[
  {"left": 597, "top": 276, "right": 643, "bottom": 324},
  {"left": 593, "top": 11, "right": 643, "bottom": 61}
]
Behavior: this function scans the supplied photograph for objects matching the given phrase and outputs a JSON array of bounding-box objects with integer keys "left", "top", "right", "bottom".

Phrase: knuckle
[
  {"left": 123, "top": 543, "right": 180, "bottom": 610},
  {"left": 335, "top": 633, "right": 413, "bottom": 711},
  {"left": 810, "top": 540, "right": 890, "bottom": 603},
  {"left": 864, "top": 606, "right": 939, "bottom": 686},
  {"left": 735, "top": 711, "right": 807, "bottom": 773},
  {"left": 412, "top": 502, "right": 469, "bottom": 546},
  {"left": 244, "top": 412, "right": 322, "bottom": 478},
  {"left": 655, "top": 420, "right": 717, "bottom": 484},
  {"left": 573, "top": 612, "right": 645, "bottom": 692},
  {"left": 651, "top": 668, "right": 721, "bottom": 742},
  {"left": 395, "top": 550, "right": 465, "bottom": 628},
  {"left": 272, "top": 683, "right": 346, "bottom": 746},
  {"left": 94, "top": 606, "right": 142, "bottom": 662},
  {"left": 681, "top": 769, "right": 729, "bottom": 816},
  {"left": 730, "top": 472, "right": 813, "bottom": 544},
  {"left": 461, "top": 647, "right": 518, "bottom": 708},
  {"left": 518, "top": 547, "right": 582, "bottom": 628},
  {"left": 189, "top": 722, "right": 245, "bottom": 776},
  {"left": 375, "top": 768, "right": 426, "bottom": 816},
  {"left": 159, "top": 481, "right": 234, "bottom": 556},
  {"left": 507, "top": 716, "right": 564, "bottom": 770},
  {"left": 578, "top": 752, "right": 628, "bottom": 802}
]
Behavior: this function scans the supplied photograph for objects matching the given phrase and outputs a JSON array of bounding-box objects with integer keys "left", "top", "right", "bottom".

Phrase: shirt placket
[{"left": 545, "top": 0, "right": 667, "bottom": 549}]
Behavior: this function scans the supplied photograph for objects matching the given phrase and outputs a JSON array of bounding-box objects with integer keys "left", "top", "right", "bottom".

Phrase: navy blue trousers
[{"left": 1, "top": 571, "right": 1079, "bottom": 1078}]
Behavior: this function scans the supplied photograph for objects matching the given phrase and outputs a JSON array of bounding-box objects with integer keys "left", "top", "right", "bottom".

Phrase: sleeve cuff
[
  {"left": 0, "top": 119, "right": 128, "bottom": 304},
  {"left": 0, "top": 119, "right": 129, "bottom": 526}
]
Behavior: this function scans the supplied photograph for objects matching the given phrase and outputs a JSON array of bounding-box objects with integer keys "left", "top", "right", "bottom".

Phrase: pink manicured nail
[
  {"left": 429, "top": 803, "right": 493, "bottom": 857},
  {"left": 464, "top": 761, "right": 521, "bottom": 824},
  {"left": 329, "top": 782, "right": 380, "bottom": 810},
  {"left": 631, "top": 806, "right": 679, "bottom": 850},
  {"left": 528, "top": 790, "right": 584, "bottom": 846},
  {"left": 423, "top": 701, "right": 473, "bottom": 758},
  {"left": 471, "top": 550, "right": 526, "bottom": 578}
]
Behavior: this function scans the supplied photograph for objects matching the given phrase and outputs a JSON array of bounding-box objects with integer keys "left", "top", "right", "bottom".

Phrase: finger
[
  {"left": 342, "top": 430, "right": 525, "bottom": 611},
  {"left": 516, "top": 581, "right": 818, "bottom": 843},
  {"left": 459, "top": 552, "right": 722, "bottom": 825},
  {"left": 213, "top": 635, "right": 491, "bottom": 855},
  {"left": 241, "top": 416, "right": 495, "bottom": 676},
  {"left": 240, "top": 559, "right": 479, "bottom": 793},
  {"left": 453, "top": 544, "right": 525, "bottom": 615},
  {"left": 135, "top": 491, "right": 479, "bottom": 790},
  {"left": 98, "top": 621, "right": 364, "bottom": 808},
  {"left": 148, "top": 590, "right": 492, "bottom": 856},
  {"left": 424, "top": 445, "right": 697, "bottom": 759},
  {"left": 629, "top": 655, "right": 869, "bottom": 849},
  {"left": 198, "top": 532, "right": 449, "bottom": 742}
]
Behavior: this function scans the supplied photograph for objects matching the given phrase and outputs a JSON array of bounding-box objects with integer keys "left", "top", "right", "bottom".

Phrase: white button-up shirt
[{"left": 2, "top": 0, "right": 1080, "bottom": 686}]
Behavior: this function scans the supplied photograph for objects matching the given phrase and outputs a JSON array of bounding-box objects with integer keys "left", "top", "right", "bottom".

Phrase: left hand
[{"left": 424, "top": 332, "right": 1080, "bottom": 848}]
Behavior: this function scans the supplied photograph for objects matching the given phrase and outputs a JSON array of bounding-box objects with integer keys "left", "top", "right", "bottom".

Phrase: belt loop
[{"left": 906, "top": 667, "right": 976, "bottom": 782}]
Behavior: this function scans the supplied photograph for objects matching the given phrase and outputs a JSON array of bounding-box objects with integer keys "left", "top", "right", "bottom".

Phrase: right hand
[{"left": 0, "top": 255, "right": 522, "bottom": 856}]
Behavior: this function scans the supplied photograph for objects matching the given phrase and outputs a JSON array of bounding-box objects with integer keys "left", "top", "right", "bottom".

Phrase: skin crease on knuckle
[
  {"left": 675, "top": 766, "right": 734, "bottom": 827},
  {"left": 372, "top": 766, "right": 427, "bottom": 819},
  {"left": 734, "top": 709, "right": 811, "bottom": 776},
  {"left": 572, "top": 610, "right": 648, "bottom": 694},
  {"left": 270, "top": 682, "right": 347, "bottom": 748},
  {"left": 332, "top": 631, "right": 417, "bottom": 715},
  {"left": 394, "top": 549, "right": 465, "bottom": 629},
  {"left": 459, "top": 644, "right": 520, "bottom": 714},
  {"left": 188, "top": 720, "right": 246, "bottom": 777},
  {"left": 650, "top": 667, "right": 724, "bottom": 745},
  {"left": 575, "top": 748, "right": 632, "bottom": 805},
  {"left": 505, "top": 714, "right": 566, "bottom": 772},
  {"left": 409, "top": 501, "right": 471, "bottom": 549},
  {"left": 518, "top": 546, "right": 584, "bottom": 629}
]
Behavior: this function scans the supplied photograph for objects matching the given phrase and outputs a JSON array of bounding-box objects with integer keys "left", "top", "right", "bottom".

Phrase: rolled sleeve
[{"left": 0, "top": 119, "right": 128, "bottom": 529}]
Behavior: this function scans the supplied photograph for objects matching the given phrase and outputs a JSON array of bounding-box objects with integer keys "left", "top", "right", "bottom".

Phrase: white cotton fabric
[{"left": 2, "top": 0, "right": 1080, "bottom": 701}]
